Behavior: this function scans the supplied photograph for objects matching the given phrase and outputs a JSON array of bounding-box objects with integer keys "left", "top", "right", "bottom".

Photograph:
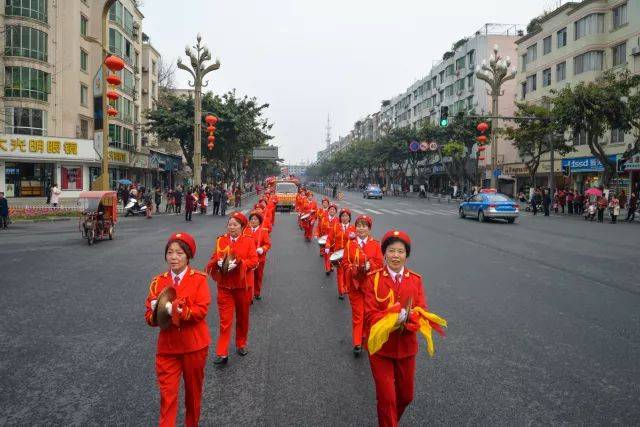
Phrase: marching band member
[
  {"left": 313, "top": 198, "right": 331, "bottom": 256},
  {"left": 364, "top": 230, "right": 446, "bottom": 427},
  {"left": 325, "top": 208, "right": 355, "bottom": 299},
  {"left": 206, "top": 212, "right": 259, "bottom": 365},
  {"left": 242, "top": 211, "right": 272, "bottom": 300},
  {"left": 301, "top": 191, "right": 317, "bottom": 241},
  {"left": 341, "top": 215, "right": 383, "bottom": 356},
  {"left": 254, "top": 205, "right": 272, "bottom": 233},
  {"left": 317, "top": 204, "right": 338, "bottom": 273},
  {"left": 145, "top": 232, "right": 211, "bottom": 427},
  {"left": 266, "top": 191, "right": 277, "bottom": 226}
]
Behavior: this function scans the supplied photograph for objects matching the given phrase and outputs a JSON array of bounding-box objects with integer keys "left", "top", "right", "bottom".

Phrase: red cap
[
  {"left": 339, "top": 208, "right": 351, "bottom": 220},
  {"left": 328, "top": 203, "right": 338, "bottom": 212},
  {"left": 381, "top": 230, "right": 411, "bottom": 247},
  {"left": 167, "top": 232, "right": 196, "bottom": 257},
  {"left": 321, "top": 197, "right": 330, "bottom": 203},
  {"left": 230, "top": 211, "right": 248, "bottom": 227},
  {"left": 307, "top": 191, "right": 313, "bottom": 197},
  {"left": 355, "top": 214, "right": 372, "bottom": 228},
  {"left": 249, "top": 210, "right": 264, "bottom": 223}
]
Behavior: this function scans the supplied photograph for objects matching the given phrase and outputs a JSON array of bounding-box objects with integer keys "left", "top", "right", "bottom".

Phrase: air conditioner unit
[{"left": 632, "top": 46, "right": 640, "bottom": 56}]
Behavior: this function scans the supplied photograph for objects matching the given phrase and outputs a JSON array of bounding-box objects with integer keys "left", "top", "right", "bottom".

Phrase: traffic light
[{"left": 439, "top": 106, "right": 449, "bottom": 128}]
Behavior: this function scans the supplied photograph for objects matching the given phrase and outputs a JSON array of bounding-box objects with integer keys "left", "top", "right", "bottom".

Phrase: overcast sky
[{"left": 141, "top": 0, "right": 558, "bottom": 164}]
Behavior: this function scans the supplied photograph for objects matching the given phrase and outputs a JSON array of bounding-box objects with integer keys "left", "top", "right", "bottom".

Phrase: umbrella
[
  {"left": 118, "top": 179, "right": 132, "bottom": 185},
  {"left": 584, "top": 187, "right": 602, "bottom": 197}
]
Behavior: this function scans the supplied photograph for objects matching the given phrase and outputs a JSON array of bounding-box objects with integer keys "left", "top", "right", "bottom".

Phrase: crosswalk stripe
[
  {"left": 393, "top": 209, "right": 417, "bottom": 215},
  {"left": 407, "top": 209, "right": 429, "bottom": 215},
  {"left": 364, "top": 208, "right": 384, "bottom": 214},
  {"left": 412, "top": 209, "right": 434, "bottom": 215},
  {"left": 378, "top": 208, "right": 400, "bottom": 215},
  {"left": 427, "top": 210, "right": 450, "bottom": 215},
  {"left": 350, "top": 207, "right": 366, "bottom": 214}
]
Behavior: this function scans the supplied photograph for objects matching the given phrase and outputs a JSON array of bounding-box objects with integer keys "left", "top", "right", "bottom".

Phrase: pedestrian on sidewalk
[
  {"left": 626, "top": 192, "right": 637, "bottom": 222},
  {"left": 531, "top": 188, "right": 540, "bottom": 215},
  {"left": 144, "top": 232, "right": 211, "bottom": 427},
  {"left": 212, "top": 187, "right": 221, "bottom": 215},
  {"left": 174, "top": 187, "right": 183, "bottom": 214},
  {"left": 154, "top": 187, "right": 162, "bottom": 214},
  {"left": 50, "top": 184, "right": 61, "bottom": 208},
  {"left": 567, "top": 190, "right": 574, "bottom": 215},
  {"left": 597, "top": 193, "right": 608, "bottom": 223},
  {"left": 543, "top": 189, "right": 551, "bottom": 216},
  {"left": 575, "top": 192, "right": 584, "bottom": 215},
  {"left": 220, "top": 189, "right": 228, "bottom": 216},
  {"left": 0, "top": 192, "right": 9, "bottom": 229},
  {"left": 185, "top": 189, "right": 194, "bottom": 221},
  {"left": 609, "top": 194, "right": 620, "bottom": 224},
  {"left": 234, "top": 186, "right": 242, "bottom": 208}
]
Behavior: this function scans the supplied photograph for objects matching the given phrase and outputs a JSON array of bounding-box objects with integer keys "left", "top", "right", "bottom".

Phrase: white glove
[
  {"left": 365, "top": 261, "right": 370, "bottom": 271},
  {"left": 257, "top": 247, "right": 264, "bottom": 255},
  {"left": 348, "top": 232, "right": 356, "bottom": 239},
  {"left": 324, "top": 248, "right": 330, "bottom": 254},
  {"left": 165, "top": 301, "right": 172, "bottom": 316},
  {"left": 217, "top": 259, "right": 223, "bottom": 267},
  {"left": 396, "top": 308, "right": 407, "bottom": 325},
  {"left": 176, "top": 305, "right": 183, "bottom": 314},
  {"left": 150, "top": 299, "right": 157, "bottom": 311},
  {"left": 227, "top": 260, "right": 237, "bottom": 271}
]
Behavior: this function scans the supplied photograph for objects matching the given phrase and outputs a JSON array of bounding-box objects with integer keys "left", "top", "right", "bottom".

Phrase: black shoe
[
  {"left": 255, "top": 295, "right": 262, "bottom": 300},
  {"left": 325, "top": 271, "right": 331, "bottom": 276},
  {"left": 237, "top": 347, "right": 248, "bottom": 356},
  {"left": 213, "top": 356, "right": 228, "bottom": 365},
  {"left": 353, "top": 346, "right": 363, "bottom": 357},
  {"left": 338, "top": 294, "right": 344, "bottom": 300}
]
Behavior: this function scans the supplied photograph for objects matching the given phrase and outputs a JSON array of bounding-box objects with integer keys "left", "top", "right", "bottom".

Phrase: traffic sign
[
  {"left": 493, "top": 169, "right": 502, "bottom": 177},
  {"left": 409, "top": 141, "right": 419, "bottom": 152},
  {"left": 429, "top": 142, "right": 438, "bottom": 151}
]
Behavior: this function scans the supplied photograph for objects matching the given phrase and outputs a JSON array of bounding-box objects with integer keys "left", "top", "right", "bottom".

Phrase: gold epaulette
[
  {"left": 190, "top": 269, "right": 207, "bottom": 277},
  {"left": 367, "top": 268, "right": 383, "bottom": 276},
  {"left": 406, "top": 269, "right": 422, "bottom": 278}
]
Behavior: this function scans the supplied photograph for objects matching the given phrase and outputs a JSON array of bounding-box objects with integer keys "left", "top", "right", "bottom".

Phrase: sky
[{"left": 140, "top": 0, "right": 558, "bottom": 164}]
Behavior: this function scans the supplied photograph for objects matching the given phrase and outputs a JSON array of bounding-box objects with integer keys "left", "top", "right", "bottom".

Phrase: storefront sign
[
  {"left": 561, "top": 155, "right": 617, "bottom": 172},
  {"left": 108, "top": 148, "right": 128, "bottom": 164},
  {"left": 0, "top": 135, "right": 97, "bottom": 161},
  {"left": 503, "top": 163, "right": 529, "bottom": 176},
  {"left": 623, "top": 155, "right": 640, "bottom": 171}
]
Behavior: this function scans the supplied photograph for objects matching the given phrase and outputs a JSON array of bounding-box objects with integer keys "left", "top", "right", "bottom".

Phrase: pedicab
[{"left": 77, "top": 191, "right": 118, "bottom": 245}]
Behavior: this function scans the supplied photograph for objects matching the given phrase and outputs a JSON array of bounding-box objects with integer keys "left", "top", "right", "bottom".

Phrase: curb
[{"left": 11, "top": 217, "right": 74, "bottom": 223}]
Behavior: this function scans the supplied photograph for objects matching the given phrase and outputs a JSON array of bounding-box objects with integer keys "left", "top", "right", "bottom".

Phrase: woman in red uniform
[
  {"left": 317, "top": 204, "right": 338, "bottom": 273},
  {"left": 206, "top": 212, "right": 259, "bottom": 364},
  {"left": 342, "top": 215, "right": 383, "bottom": 356},
  {"left": 242, "top": 211, "right": 272, "bottom": 300},
  {"left": 145, "top": 232, "right": 211, "bottom": 427},
  {"left": 313, "top": 198, "right": 330, "bottom": 256},
  {"left": 325, "top": 208, "right": 355, "bottom": 299},
  {"left": 301, "top": 191, "right": 317, "bottom": 241},
  {"left": 364, "top": 230, "right": 427, "bottom": 427}
]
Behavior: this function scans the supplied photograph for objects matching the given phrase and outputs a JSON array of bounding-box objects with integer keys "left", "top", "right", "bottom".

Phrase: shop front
[
  {"left": 623, "top": 154, "right": 640, "bottom": 194},
  {"left": 562, "top": 155, "right": 619, "bottom": 192},
  {"left": 0, "top": 134, "right": 98, "bottom": 198},
  {"left": 150, "top": 150, "right": 182, "bottom": 190},
  {"left": 107, "top": 147, "right": 130, "bottom": 189},
  {"left": 424, "top": 163, "right": 449, "bottom": 193}
]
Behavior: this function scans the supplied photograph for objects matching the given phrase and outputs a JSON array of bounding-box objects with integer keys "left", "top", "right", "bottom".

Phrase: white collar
[
  {"left": 230, "top": 235, "right": 238, "bottom": 242},
  {"left": 252, "top": 226, "right": 259, "bottom": 233},
  {"left": 387, "top": 266, "right": 404, "bottom": 283},
  {"left": 171, "top": 267, "right": 188, "bottom": 285},
  {"left": 357, "top": 236, "right": 368, "bottom": 245}
]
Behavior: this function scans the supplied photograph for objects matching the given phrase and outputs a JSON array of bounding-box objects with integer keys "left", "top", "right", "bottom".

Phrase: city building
[
  {"left": 281, "top": 164, "right": 308, "bottom": 177},
  {"left": 0, "top": 0, "right": 175, "bottom": 199},
  {"left": 513, "top": 0, "right": 639, "bottom": 193}
]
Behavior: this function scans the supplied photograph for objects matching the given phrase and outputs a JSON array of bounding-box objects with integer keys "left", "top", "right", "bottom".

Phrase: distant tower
[{"left": 325, "top": 115, "right": 332, "bottom": 149}]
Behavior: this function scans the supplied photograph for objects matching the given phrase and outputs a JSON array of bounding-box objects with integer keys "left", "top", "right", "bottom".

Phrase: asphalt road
[{"left": 1, "top": 192, "right": 639, "bottom": 425}]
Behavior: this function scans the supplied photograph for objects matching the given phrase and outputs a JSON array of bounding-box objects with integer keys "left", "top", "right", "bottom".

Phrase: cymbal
[{"left": 154, "top": 286, "right": 177, "bottom": 330}]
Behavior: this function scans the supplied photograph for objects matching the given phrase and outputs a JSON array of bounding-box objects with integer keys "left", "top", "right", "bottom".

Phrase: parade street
[{"left": 1, "top": 191, "right": 639, "bottom": 426}]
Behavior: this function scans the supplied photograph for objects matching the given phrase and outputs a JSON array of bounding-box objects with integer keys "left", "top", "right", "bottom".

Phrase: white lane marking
[
  {"left": 425, "top": 210, "right": 449, "bottom": 215},
  {"left": 410, "top": 209, "right": 433, "bottom": 215},
  {"left": 349, "top": 207, "right": 366, "bottom": 214},
  {"left": 397, "top": 202, "right": 410, "bottom": 206},
  {"left": 433, "top": 209, "right": 457, "bottom": 214},
  {"left": 364, "top": 208, "right": 384, "bottom": 215},
  {"left": 378, "top": 208, "right": 400, "bottom": 215},
  {"left": 393, "top": 209, "right": 417, "bottom": 215}
]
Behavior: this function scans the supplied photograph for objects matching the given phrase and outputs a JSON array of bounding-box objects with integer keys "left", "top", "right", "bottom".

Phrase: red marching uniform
[
  {"left": 242, "top": 223, "right": 272, "bottom": 299},
  {"left": 316, "top": 210, "right": 338, "bottom": 271},
  {"left": 325, "top": 218, "right": 356, "bottom": 295},
  {"left": 206, "top": 233, "right": 258, "bottom": 357},
  {"left": 145, "top": 266, "right": 211, "bottom": 427},
  {"left": 364, "top": 266, "right": 428, "bottom": 427},
  {"left": 342, "top": 235, "right": 383, "bottom": 348},
  {"left": 301, "top": 198, "right": 317, "bottom": 240}
]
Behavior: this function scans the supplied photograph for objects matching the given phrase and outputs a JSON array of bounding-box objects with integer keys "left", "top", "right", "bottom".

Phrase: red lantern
[
  {"left": 207, "top": 125, "right": 216, "bottom": 133},
  {"left": 106, "top": 90, "right": 119, "bottom": 101},
  {"left": 476, "top": 135, "right": 487, "bottom": 144},
  {"left": 106, "top": 74, "right": 122, "bottom": 86},
  {"left": 477, "top": 122, "right": 489, "bottom": 133},
  {"left": 107, "top": 107, "right": 118, "bottom": 117},
  {"left": 207, "top": 142, "right": 214, "bottom": 150},
  {"left": 208, "top": 135, "right": 215, "bottom": 143},
  {"left": 478, "top": 156, "right": 486, "bottom": 161},
  {"left": 477, "top": 145, "right": 486, "bottom": 152},
  {"left": 104, "top": 55, "right": 125, "bottom": 72},
  {"left": 205, "top": 115, "right": 218, "bottom": 125}
]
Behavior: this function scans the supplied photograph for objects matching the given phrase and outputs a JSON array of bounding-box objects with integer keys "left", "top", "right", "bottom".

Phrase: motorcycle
[
  {"left": 584, "top": 203, "right": 596, "bottom": 221},
  {"left": 125, "top": 197, "right": 147, "bottom": 217}
]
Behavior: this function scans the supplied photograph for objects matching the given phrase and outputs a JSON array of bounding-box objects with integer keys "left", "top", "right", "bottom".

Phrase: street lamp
[
  {"left": 176, "top": 34, "right": 221, "bottom": 186},
  {"left": 475, "top": 44, "right": 516, "bottom": 188}
]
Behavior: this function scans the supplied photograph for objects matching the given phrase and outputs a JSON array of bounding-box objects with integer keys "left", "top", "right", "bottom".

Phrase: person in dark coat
[
  {"left": 185, "top": 189, "right": 195, "bottom": 221},
  {"left": 0, "top": 192, "right": 9, "bottom": 229},
  {"left": 626, "top": 192, "right": 637, "bottom": 222},
  {"left": 174, "top": 187, "right": 183, "bottom": 214},
  {"left": 211, "top": 187, "right": 221, "bottom": 216},
  {"left": 220, "top": 188, "right": 228, "bottom": 216},
  {"left": 542, "top": 188, "right": 551, "bottom": 216}
]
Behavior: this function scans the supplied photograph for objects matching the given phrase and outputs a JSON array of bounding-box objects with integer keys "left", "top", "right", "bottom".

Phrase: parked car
[
  {"left": 363, "top": 184, "right": 383, "bottom": 199},
  {"left": 459, "top": 190, "right": 519, "bottom": 223}
]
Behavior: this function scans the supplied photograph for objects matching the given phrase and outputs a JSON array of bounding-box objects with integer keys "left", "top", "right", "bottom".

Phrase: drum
[
  {"left": 300, "top": 212, "right": 311, "bottom": 220},
  {"left": 329, "top": 249, "right": 344, "bottom": 266},
  {"left": 317, "top": 235, "right": 328, "bottom": 247}
]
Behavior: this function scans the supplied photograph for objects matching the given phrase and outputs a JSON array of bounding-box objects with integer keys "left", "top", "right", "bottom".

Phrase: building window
[
  {"left": 467, "top": 50, "right": 475, "bottom": 68},
  {"left": 4, "top": 107, "right": 47, "bottom": 135},
  {"left": 109, "top": 123, "right": 122, "bottom": 147},
  {"left": 574, "top": 130, "right": 587, "bottom": 146},
  {"left": 4, "top": 66, "right": 50, "bottom": 101},
  {"left": 467, "top": 75, "right": 474, "bottom": 91},
  {"left": 521, "top": 54, "right": 527, "bottom": 72},
  {"left": 574, "top": 51, "right": 603, "bottom": 74},
  {"left": 80, "top": 49, "right": 88, "bottom": 72},
  {"left": 455, "top": 56, "right": 466, "bottom": 71},
  {"left": 124, "top": 8, "right": 134, "bottom": 37},
  {"left": 80, "top": 84, "right": 88, "bottom": 106},
  {"left": 5, "top": 0, "right": 48, "bottom": 23},
  {"left": 152, "top": 60, "right": 157, "bottom": 75},
  {"left": 122, "top": 68, "right": 135, "bottom": 95},
  {"left": 521, "top": 82, "right": 527, "bottom": 100},
  {"left": 152, "top": 82, "right": 157, "bottom": 98},
  {"left": 611, "top": 128, "right": 625, "bottom": 144},
  {"left": 80, "top": 118, "right": 89, "bottom": 139},
  {"left": 542, "top": 68, "right": 552, "bottom": 87},
  {"left": 5, "top": 25, "right": 48, "bottom": 62},
  {"left": 574, "top": 13, "right": 604, "bottom": 40},
  {"left": 557, "top": 27, "right": 567, "bottom": 48},
  {"left": 109, "top": 1, "right": 123, "bottom": 26},
  {"left": 543, "top": 36, "right": 552, "bottom": 55},
  {"left": 526, "top": 44, "right": 537, "bottom": 63},
  {"left": 526, "top": 74, "right": 537, "bottom": 93},
  {"left": 80, "top": 15, "right": 88, "bottom": 36},
  {"left": 556, "top": 61, "right": 566, "bottom": 82},
  {"left": 108, "top": 28, "right": 123, "bottom": 57},
  {"left": 612, "top": 42, "right": 627, "bottom": 67},
  {"left": 613, "top": 3, "right": 627, "bottom": 29}
]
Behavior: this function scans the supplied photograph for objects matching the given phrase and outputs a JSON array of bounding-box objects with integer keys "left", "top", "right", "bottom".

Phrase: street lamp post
[
  {"left": 475, "top": 44, "right": 516, "bottom": 189},
  {"left": 177, "top": 34, "right": 221, "bottom": 187}
]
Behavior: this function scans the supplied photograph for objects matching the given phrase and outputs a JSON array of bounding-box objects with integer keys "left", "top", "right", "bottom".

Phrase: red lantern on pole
[
  {"left": 478, "top": 156, "right": 486, "bottom": 161},
  {"left": 477, "top": 145, "right": 487, "bottom": 152},
  {"left": 208, "top": 142, "right": 214, "bottom": 150},
  {"left": 104, "top": 55, "right": 125, "bottom": 72},
  {"left": 205, "top": 115, "right": 218, "bottom": 125},
  {"left": 107, "top": 107, "right": 118, "bottom": 117},
  {"left": 208, "top": 135, "right": 215, "bottom": 143},
  {"left": 106, "top": 90, "right": 119, "bottom": 101},
  {"left": 207, "top": 125, "right": 216, "bottom": 133},
  {"left": 477, "top": 122, "right": 489, "bottom": 133},
  {"left": 106, "top": 74, "right": 122, "bottom": 86},
  {"left": 476, "top": 135, "right": 487, "bottom": 144}
]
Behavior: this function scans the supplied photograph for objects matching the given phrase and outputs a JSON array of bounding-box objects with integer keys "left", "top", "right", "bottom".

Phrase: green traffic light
[{"left": 440, "top": 119, "right": 448, "bottom": 127}]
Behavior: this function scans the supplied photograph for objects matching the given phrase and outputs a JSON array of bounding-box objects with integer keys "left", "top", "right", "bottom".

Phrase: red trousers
[
  {"left": 156, "top": 346, "right": 209, "bottom": 427},
  {"left": 253, "top": 262, "right": 266, "bottom": 297},
  {"left": 323, "top": 252, "right": 332, "bottom": 272},
  {"left": 302, "top": 221, "right": 314, "bottom": 239},
  {"left": 368, "top": 353, "right": 416, "bottom": 427},
  {"left": 347, "top": 288, "right": 364, "bottom": 346},
  {"left": 336, "top": 264, "right": 347, "bottom": 295},
  {"left": 215, "top": 287, "right": 252, "bottom": 356}
]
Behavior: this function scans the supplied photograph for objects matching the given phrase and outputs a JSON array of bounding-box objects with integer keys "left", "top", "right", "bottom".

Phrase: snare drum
[
  {"left": 317, "top": 235, "right": 328, "bottom": 247},
  {"left": 300, "top": 212, "right": 311, "bottom": 220},
  {"left": 329, "top": 249, "right": 344, "bottom": 266}
]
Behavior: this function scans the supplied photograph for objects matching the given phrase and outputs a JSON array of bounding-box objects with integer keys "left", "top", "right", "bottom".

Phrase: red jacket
[
  {"left": 363, "top": 267, "right": 428, "bottom": 359},
  {"left": 206, "top": 234, "right": 258, "bottom": 289},
  {"left": 145, "top": 267, "right": 211, "bottom": 355},
  {"left": 185, "top": 193, "right": 195, "bottom": 211},
  {"left": 325, "top": 222, "right": 355, "bottom": 252},
  {"left": 242, "top": 225, "right": 271, "bottom": 263},
  {"left": 341, "top": 237, "right": 384, "bottom": 291}
]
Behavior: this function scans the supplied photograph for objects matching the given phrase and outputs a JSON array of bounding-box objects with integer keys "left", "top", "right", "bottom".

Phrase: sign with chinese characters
[
  {"left": 108, "top": 148, "right": 128, "bottom": 164},
  {"left": 0, "top": 134, "right": 97, "bottom": 161}
]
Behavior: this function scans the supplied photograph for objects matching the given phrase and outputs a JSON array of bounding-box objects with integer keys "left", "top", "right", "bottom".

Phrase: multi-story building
[
  {"left": 514, "top": 0, "right": 639, "bottom": 193},
  {"left": 0, "top": 0, "right": 168, "bottom": 199}
]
